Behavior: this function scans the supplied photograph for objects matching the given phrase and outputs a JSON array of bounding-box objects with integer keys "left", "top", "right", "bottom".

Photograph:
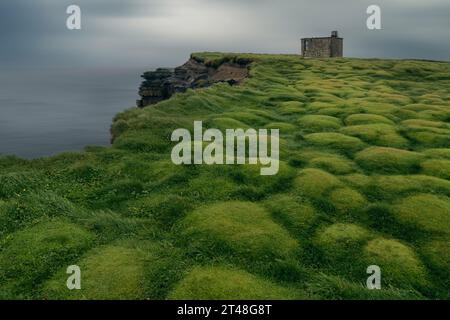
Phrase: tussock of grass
[
  {"left": 0, "top": 192, "right": 81, "bottom": 237},
  {"left": 345, "top": 114, "right": 394, "bottom": 125},
  {"left": 420, "top": 159, "right": 450, "bottom": 180},
  {"left": 392, "top": 194, "right": 450, "bottom": 235},
  {"left": 405, "top": 131, "right": 450, "bottom": 147},
  {"left": 266, "top": 122, "right": 298, "bottom": 133},
  {"left": 169, "top": 266, "right": 303, "bottom": 300},
  {"left": 43, "top": 245, "right": 147, "bottom": 300},
  {"left": 307, "top": 273, "right": 423, "bottom": 300},
  {"left": 340, "top": 174, "right": 372, "bottom": 190},
  {"left": 423, "top": 148, "right": 450, "bottom": 159},
  {"left": 305, "top": 133, "right": 365, "bottom": 153},
  {"left": 209, "top": 117, "right": 250, "bottom": 130},
  {"left": 297, "top": 115, "right": 341, "bottom": 133},
  {"left": 420, "top": 239, "right": 450, "bottom": 296},
  {"left": 341, "top": 124, "right": 409, "bottom": 148},
  {"left": 355, "top": 147, "right": 424, "bottom": 174},
  {"left": 364, "top": 238, "right": 427, "bottom": 288},
  {"left": 0, "top": 220, "right": 94, "bottom": 298},
  {"left": 294, "top": 168, "right": 342, "bottom": 199},
  {"left": 309, "top": 155, "right": 356, "bottom": 174},
  {"left": 313, "top": 223, "right": 371, "bottom": 261},
  {"left": 328, "top": 188, "right": 367, "bottom": 214},
  {"left": 366, "top": 175, "right": 450, "bottom": 200},
  {"left": 0, "top": 172, "right": 45, "bottom": 199},
  {"left": 278, "top": 101, "right": 305, "bottom": 115},
  {"left": 264, "top": 194, "right": 317, "bottom": 236},
  {"left": 178, "top": 201, "right": 299, "bottom": 261}
]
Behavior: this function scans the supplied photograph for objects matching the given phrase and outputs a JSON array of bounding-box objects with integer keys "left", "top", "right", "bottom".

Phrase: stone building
[{"left": 301, "top": 31, "right": 343, "bottom": 58}]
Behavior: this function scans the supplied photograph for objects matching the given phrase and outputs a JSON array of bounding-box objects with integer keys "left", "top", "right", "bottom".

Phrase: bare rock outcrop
[{"left": 136, "top": 56, "right": 251, "bottom": 107}]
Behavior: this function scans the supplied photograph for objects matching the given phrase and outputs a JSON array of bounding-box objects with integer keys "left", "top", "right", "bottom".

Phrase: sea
[{"left": 0, "top": 67, "right": 145, "bottom": 159}]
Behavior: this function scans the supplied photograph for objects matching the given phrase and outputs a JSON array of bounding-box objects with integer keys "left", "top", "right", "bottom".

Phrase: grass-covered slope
[{"left": 1, "top": 53, "right": 449, "bottom": 300}]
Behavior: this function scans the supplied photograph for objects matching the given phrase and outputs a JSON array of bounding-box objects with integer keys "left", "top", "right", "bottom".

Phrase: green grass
[
  {"left": 177, "top": 201, "right": 300, "bottom": 261},
  {"left": 313, "top": 223, "right": 372, "bottom": 262},
  {"left": 391, "top": 194, "right": 450, "bottom": 235},
  {"left": 0, "top": 53, "right": 449, "bottom": 299},
  {"left": 168, "top": 266, "right": 304, "bottom": 300},
  {"left": 309, "top": 155, "right": 356, "bottom": 174},
  {"left": 304, "top": 132, "right": 366, "bottom": 154},
  {"left": 363, "top": 238, "right": 428, "bottom": 289},
  {"left": 355, "top": 147, "right": 424, "bottom": 174},
  {"left": 43, "top": 245, "right": 147, "bottom": 300},
  {"left": 345, "top": 114, "right": 394, "bottom": 126},
  {"left": 297, "top": 115, "right": 342, "bottom": 133},
  {"left": 0, "top": 220, "right": 94, "bottom": 298}
]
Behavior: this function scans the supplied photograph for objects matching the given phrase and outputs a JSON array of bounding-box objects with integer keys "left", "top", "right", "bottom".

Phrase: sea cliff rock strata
[{"left": 136, "top": 55, "right": 252, "bottom": 107}]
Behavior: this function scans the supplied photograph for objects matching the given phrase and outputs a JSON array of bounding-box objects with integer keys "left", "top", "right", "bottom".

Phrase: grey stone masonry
[{"left": 301, "top": 31, "right": 343, "bottom": 58}]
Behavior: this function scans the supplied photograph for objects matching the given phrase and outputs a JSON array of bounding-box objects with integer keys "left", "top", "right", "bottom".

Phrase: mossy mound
[
  {"left": 355, "top": 147, "right": 424, "bottom": 174},
  {"left": 278, "top": 101, "right": 305, "bottom": 115},
  {"left": 367, "top": 175, "right": 450, "bottom": 200},
  {"left": 345, "top": 114, "right": 394, "bottom": 126},
  {"left": 225, "top": 161, "right": 296, "bottom": 197},
  {"left": 307, "top": 273, "right": 423, "bottom": 300},
  {"left": 423, "top": 148, "right": 450, "bottom": 159},
  {"left": 420, "top": 239, "right": 450, "bottom": 293},
  {"left": 178, "top": 201, "right": 299, "bottom": 260},
  {"left": 364, "top": 238, "right": 427, "bottom": 288},
  {"left": 341, "top": 124, "right": 409, "bottom": 148},
  {"left": 264, "top": 194, "right": 317, "bottom": 235},
  {"left": 266, "top": 122, "right": 298, "bottom": 134},
  {"left": 293, "top": 168, "right": 342, "bottom": 199},
  {"left": 221, "top": 111, "right": 270, "bottom": 126},
  {"left": 314, "top": 223, "right": 371, "bottom": 261},
  {"left": 341, "top": 173, "right": 372, "bottom": 190},
  {"left": 402, "top": 119, "right": 449, "bottom": 129},
  {"left": 0, "top": 220, "right": 94, "bottom": 298},
  {"left": 297, "top": 115, "right": 341, "bottom": 133},
  {"left": 392, "top": 194, "right": 450, "bottom": 235},
  {"left": 169, "top": 266, "right": 303, "bottom": 300},
  {"left": 420, "top": 159, "right": 450, "bottom": 180},
  {"left": 329, "top": 188, "right": 368, "bottom": 214},
  {"left": 43, "top": 245, "right": 147, "bottom": 300},
  {"left": 309, "top": 155, "right": 356, "bottom": 175},
  {"left": 209, "top": 117, "right": 250, "bottom": 130},
  {"left": 305, "top": 133, "right": 366, "bottom": 154},
  {"left": 404, "top": 129, "right": 450, "bottom": 147}
]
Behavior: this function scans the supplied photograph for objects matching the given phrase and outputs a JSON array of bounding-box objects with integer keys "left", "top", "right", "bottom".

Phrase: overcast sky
[{"left": 1, "top": 0, "right": 449, "bottom": 69}]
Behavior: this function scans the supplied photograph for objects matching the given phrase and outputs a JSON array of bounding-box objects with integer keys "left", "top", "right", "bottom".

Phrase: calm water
[{"left": 0, "top": 67, "right": 144, "bottom": 159}]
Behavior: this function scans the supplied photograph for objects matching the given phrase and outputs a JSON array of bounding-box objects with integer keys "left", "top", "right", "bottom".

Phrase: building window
[{"left": 305, "top": 40, "right": 310, "bottom": 50}]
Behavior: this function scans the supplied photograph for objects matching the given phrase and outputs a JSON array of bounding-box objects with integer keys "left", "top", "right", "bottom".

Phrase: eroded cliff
[{"left": 136, "top": 55, "right": 252, "bottom": 107}]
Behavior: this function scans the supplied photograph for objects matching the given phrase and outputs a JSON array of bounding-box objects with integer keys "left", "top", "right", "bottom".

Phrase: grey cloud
[{"left": 0, "top": 0, "right": 448, "bottom": 68}]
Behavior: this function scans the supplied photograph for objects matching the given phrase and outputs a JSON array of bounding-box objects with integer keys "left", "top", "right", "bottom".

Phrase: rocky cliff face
[{"left": 136, "top": 56, "right": 251, "bottom": 107}]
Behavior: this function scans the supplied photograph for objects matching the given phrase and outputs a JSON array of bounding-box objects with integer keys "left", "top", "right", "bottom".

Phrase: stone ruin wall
[
  {"left": 302, "top": 38, "right": 332, "bottom": 58},
  {"left": 302, "top": 37, "right": 343, "bottom": 58}
]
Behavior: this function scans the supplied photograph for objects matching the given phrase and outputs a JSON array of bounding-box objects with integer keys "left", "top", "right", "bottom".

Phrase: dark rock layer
[{"left": 136, "top": 57, "right": 251, "bottom": 107}]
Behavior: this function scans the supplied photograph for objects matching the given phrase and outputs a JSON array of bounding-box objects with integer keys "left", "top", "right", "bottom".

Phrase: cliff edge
[{"left": 136, "top": 54, "right": 252, "bottom": 107}]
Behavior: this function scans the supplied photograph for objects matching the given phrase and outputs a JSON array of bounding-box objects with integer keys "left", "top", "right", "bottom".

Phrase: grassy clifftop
[{"left": 1, "top": 53, "right": 449, "bottom": 299}]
